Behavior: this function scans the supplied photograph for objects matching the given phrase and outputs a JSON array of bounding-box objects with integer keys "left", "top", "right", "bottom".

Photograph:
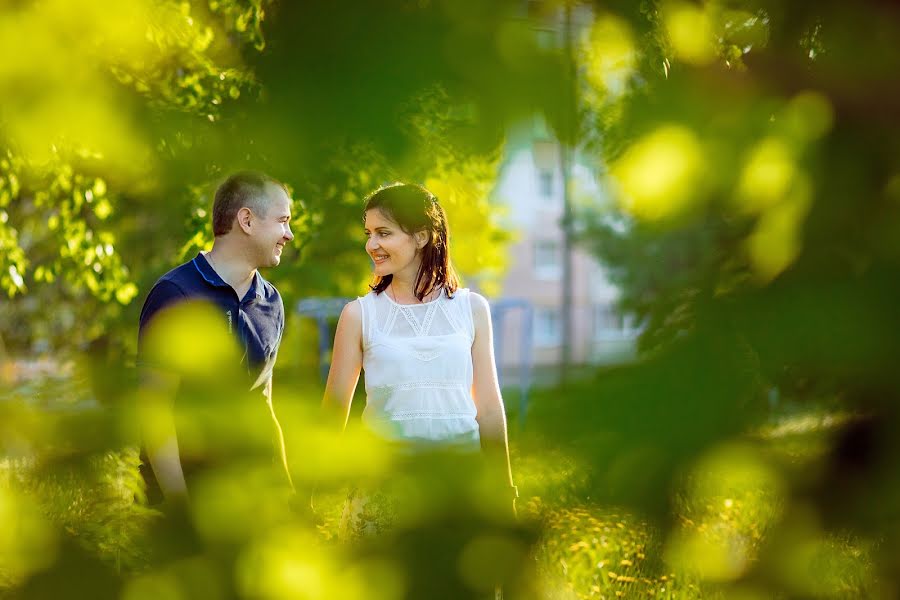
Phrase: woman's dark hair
[{"left": 364, "top": 183, "right": 459, "bottom": 301}]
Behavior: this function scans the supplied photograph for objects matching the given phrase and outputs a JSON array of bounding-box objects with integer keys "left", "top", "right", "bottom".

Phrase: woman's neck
[{"left": 387, "top": 271, "right": 441, "bottom": 304}]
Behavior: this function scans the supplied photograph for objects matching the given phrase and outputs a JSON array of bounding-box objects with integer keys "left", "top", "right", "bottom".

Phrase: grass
[
  {"left": 511, "top": 409, "right": 879, "bottom": 599},
  {"left": 0, "top": 371, "right": 882, "bottom": 599}
]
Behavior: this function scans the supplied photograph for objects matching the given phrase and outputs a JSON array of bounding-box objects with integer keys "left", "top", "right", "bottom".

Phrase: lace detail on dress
[
  {"left": 419, "top": 301, "right": 439, "bottom": 336},
  {"left": 382, "top": 303, "right": 400, "bottom": 337},
  {"left": 369, "top": 380, "right": 466, "bottom": 391},
  {"left": 395, "top": 304, "right": 419, "bottom": 335},
  {"left": 394, "top": 301, "right": 440, "bottom": 337},
  {"left": 373, "top": 411, "right": 476, "bottom": 421},
  {"left": 360, "top": 287, "right": 479, "bottom": 446},
  {"left": 438, "top": 300, "right": 464, "bottom": 338}
]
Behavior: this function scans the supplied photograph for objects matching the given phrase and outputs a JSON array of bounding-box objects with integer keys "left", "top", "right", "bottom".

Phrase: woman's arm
[
  {"left": 470, "top": 292, "right": 516, "bottom": 497},
  {"left": 322, "top": 299, "right": 364, "bottom": 430}
]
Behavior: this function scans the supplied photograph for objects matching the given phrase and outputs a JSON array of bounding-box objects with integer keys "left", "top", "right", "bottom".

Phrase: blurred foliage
[
  {"left": 0, "top": 0, "right": 533, "bottom": 357},
  {"left": 0, "top": 1, "right": 550, "bottom": 596},
  {"left": 565, "top": 0, "right": 900, "bottom": 596},
  {"left": 0, "top": 0, "right": 270, "bottom": 354},
  {"left": 0, "top": 371, "right": 882, "bottom": 598},
  {"left": 1, "top": 322, "right": 536, "bottom": 600},
  {"left": 521, "top": 390, "right": 882, "bottom": 599},
  {"left": 3, "top": 0, "right": 900, "bottom": 598}
]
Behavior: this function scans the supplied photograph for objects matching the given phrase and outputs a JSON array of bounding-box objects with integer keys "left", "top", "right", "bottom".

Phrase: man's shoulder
[
  {"left": 149, "top": 257, "right": 211, "bottom": 297},
  {"left": 139, "top": 260, "right": 199, "bottom": 332},
  {"left": 141, "top": 259, "right": 202, "bottom": 309},
  {"left": 157, "top": 258, "right": 201, "bottom": 285},
  {"left": 256, "top": 272, "right": 283, "bottom": 306}
]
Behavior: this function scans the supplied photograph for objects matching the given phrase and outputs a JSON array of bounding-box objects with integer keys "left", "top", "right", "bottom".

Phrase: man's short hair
[{"left": 212, "top": 171, "right": 286, "bottom": 236}]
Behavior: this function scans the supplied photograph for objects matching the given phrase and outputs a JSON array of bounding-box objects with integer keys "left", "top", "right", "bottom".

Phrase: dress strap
[
  {"left": 455, "top": 288, "right": 476, "bottom": 341},
  {"left": 466, "top": 289, "right": 477, "bottom": 340},
  {"left": 357, "top": 295, "right": 373, "bottom": 349}
]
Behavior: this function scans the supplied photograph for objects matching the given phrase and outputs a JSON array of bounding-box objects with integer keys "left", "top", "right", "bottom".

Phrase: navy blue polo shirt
[{"left": 138, "top": 253, "right": 284, "bottom": 390}]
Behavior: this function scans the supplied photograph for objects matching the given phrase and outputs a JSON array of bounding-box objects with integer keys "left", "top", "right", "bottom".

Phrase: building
[{"left": 488, "top": 118, "right": 638, "bottom": 383}]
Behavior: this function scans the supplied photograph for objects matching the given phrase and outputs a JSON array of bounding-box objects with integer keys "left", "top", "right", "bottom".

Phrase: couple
[{"left": 137, "top": 171, "right": 517, "bottom": 530}]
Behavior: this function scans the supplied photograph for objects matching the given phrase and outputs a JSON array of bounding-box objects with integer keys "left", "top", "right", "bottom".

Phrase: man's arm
[
  {"left": 138, "top": 280, "right": 189, "bottom": 503},
  {"left": 260, "top": 296, "right": 294, "bottom": 490},
  {"left": 138, "top": 367, "right": 189, "bottom": 501}
]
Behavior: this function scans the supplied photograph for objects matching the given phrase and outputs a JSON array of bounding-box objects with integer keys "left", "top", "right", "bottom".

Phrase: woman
[{"left": 322, "top": 182, "right": 517, "bottom": 538}]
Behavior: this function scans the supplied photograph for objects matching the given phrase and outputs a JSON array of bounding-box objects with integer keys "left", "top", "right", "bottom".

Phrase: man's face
[{"left": 251, "top": 184, "right": 294, "bottom": 268}]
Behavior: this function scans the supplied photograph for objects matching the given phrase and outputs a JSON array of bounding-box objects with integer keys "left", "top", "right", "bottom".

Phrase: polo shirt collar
[
  {"left": 248, "top": 270, "right": 264, "bottom": 301},
  {"left": 193, "top": 252, "right": 264, "bottom": 301}
]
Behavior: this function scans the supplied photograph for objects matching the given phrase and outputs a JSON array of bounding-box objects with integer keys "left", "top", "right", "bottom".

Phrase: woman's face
[{"left": 364, "top": 208, "right": 424, "bottom": 280}]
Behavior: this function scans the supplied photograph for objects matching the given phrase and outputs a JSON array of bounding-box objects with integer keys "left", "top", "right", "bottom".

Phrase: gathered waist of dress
[
  {"left": 364, "top": 381, "right": 475, "bottom": 416},
  {"left": 365, "top": 379, "right": 470, "bottom": 393},
  {"left": 361, "top": 411, "right": 481, "bottom": 451}
]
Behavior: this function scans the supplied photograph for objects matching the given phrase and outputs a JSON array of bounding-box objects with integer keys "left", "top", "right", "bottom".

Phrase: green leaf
[
  {"left": 115, "top": 282, "right": 138, "bottom": 305},
  {"left": 94, "top": 199, "right": 112, "bottom": 220},
  {"left": 92, "top": 178, "right": 107, "bottom": 197}
]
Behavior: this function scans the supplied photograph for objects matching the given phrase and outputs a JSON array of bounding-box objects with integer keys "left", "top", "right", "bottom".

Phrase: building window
[
  {"left": 534, "top": 239, "right": 562, "bottom": 280},
  {"left": 593, "top": 304, "right": 640, "bottom": 341},
  {"left": 534, "top": 307, "right": 562, "bottom": 347},
  {"left": 538, "top": 169, "right": 554, "bottom": 200},
  {"left": 593, "top": 304, "right": 624, "bottom": 340}
]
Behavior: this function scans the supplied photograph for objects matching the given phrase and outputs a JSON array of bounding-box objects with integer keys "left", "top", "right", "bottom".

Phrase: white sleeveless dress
[
  {"left": 350, "top": 288, "right": 506, "bottom": 599},
  {"left": 357, "top": 286, "right": 481, "bottom": 451},
  {"left": 339, "top": 287, "right": 481, "bottom": 541}
]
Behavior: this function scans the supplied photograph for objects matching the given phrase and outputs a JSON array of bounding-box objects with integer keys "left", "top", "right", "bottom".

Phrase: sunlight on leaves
[
  {"left": 0, "top": 484, "right": 59, "bottom": 582},
  {"left": 745, "top": 176, "right": 811, "bottom": 282},
  {"left": 0, "top": 1, "right": 156, "bottom": 172},
  {"left": 666, "top": 528, "right": 750, "bottom": 582},
  {"left": 582, "top": 15, "right": 636, "bottom": 99},
  {"left": 770, "top": 507, "right": 879, "bottom": 597},
  {"left": 139, "top": 301, "right": 241, "bottom": 378},
  {"left": 458, "top": 534, "right": 526, "bottom": 592},
  {"left": 666, "top": 443, "right": 785, "bottom": 582},
  {"left": 116, "top": 283, "right": 140, "bottom": 305},
  {"left": 122, "top": 571, "right": 187, "bottom": 600},
  {"left": 122, "top": 555, "right": 226, "bottom": 600},
  {"left": 425, "top": 170, "right": 508, "bottom": 296},
  {"left": 736, "top": 136, "right": 798, "bottom": 214},
  {"left": 191, "top": 465, "right": 294, "bottom": 544},
  {"left": 780, "top": 92, "right": 834, "bottom": 142},
  {"left": 237, "top": 528, "right": 405, "bottom": 600},
  {"left": 663, "top": 2, "right": 717, "bottom": 65},
  {"left": 285, "top": 423, "right": 393, "bottom": 486},
  {"left": 611, "top": 125, "right": 706, "bottom": 221}
]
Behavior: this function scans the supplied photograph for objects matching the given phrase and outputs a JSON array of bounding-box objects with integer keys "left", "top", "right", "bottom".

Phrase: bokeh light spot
[
  {"left": 663, "top": 2, "right": 717, "bottom": 65},
  {"left": 611, "top": 125, "right": 706, "bottom": 221},
  {"left": 583, "top": 15, "right": 636, "bottom": 97},
  {"left": 736, "top": 136, "right": 797, "bottom": 213}
]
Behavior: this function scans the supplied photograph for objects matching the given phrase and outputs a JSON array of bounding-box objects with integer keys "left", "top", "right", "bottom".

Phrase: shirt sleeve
[{"left": 137, "top": 279, "right": 187, "bottom": 364}]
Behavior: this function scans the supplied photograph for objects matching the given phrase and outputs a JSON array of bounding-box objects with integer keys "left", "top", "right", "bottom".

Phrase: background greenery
[{"left": 2, "top": 0, "right": 899, "bottom": 598}]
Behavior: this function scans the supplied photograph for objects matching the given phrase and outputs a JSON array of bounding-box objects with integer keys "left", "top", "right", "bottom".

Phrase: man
[{"left": 138, "top": 171, "right": 295, "bottom": 503}]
